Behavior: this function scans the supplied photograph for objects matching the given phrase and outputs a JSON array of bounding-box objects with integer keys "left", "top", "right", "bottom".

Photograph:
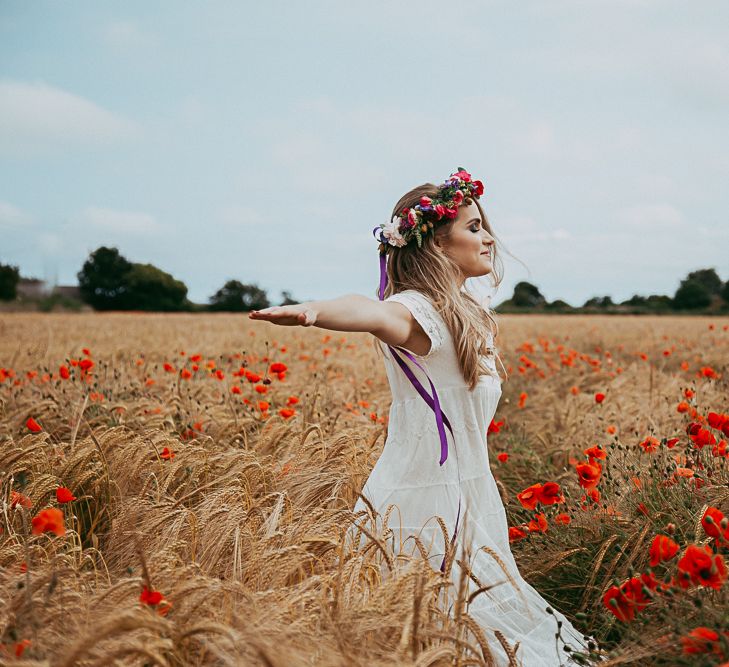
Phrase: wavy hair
[{"left": 372, "top": 182, "right": 508, "bottom": 390}]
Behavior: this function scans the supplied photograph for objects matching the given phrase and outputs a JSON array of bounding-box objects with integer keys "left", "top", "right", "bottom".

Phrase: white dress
[{"left": 351, "top": 289, "right": 596, "bottom": 666}]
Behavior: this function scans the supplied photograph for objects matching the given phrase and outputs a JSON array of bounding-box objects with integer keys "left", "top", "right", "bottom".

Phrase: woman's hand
[{"left": 248, "top": 304, "right": 317, "bottom": 327}]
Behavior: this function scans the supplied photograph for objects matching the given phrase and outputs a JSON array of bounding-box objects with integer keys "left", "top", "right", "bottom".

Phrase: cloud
[
  {"left": 77, "top": 206, "right": 163, "bottom": 235},
  {"left": 0, "top": 200, "right": 33, "bottom": 228},
  {"left": 0, "top": 79, "right": 138, "bottom": 156}
]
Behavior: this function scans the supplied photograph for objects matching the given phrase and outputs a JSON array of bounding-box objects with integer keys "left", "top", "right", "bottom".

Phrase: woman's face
[{"left": 435, "top": 201, "right": 495, "bottom": 283}]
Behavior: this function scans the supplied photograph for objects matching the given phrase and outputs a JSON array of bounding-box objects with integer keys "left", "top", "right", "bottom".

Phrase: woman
[{"left": 249, "top": 168, "right": 600, "bottom": 666}]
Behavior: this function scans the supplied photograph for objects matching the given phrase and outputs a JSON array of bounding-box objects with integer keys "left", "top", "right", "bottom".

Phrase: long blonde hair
[{"left": 372, "top": 183, "right": 507, "bottom": 390}]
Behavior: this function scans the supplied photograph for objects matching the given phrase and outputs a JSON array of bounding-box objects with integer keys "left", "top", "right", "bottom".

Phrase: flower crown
[{"left": 375, "top": 167, "right": 484, "bottom": 254}]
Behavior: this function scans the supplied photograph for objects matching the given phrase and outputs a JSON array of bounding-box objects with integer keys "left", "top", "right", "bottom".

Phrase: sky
[{"left": 1, "top": 0, "right": 728, "bottom": 307}]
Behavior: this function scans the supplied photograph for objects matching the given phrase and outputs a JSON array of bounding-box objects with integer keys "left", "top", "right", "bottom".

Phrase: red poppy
[
  {"left": 59, "top": 365, "right": 71, "bottom": 379},
  {"left": 487, "top": 418, "right": 504, "bottom": 434},
  {"left": 687, "top": 423, "right": 716, "bottom": 448},
  {"left": 79, "top": 359, "right": 94, "bottom": 372},
  {"left": 516, "top": 483, "right": 543, "bottom": 510},
  {"left": 575, "top": 462, "right": 601, "bottom": 490},
  {"left": 528, "top": 513, "right": 548, "bottom": 533},
  {"left": 680, "top": 627, "right": 723, "bottom": 656},
  {"left": 163, "top": 363, "right": 175, "bottom": 373},
  {"left": 594, "top": 392, "right": 606, "bottom": 404},
  {"left": 31, "top": 507, "right": 65, "bottom": 536},
  {"left": 180, "top": 369, "right": 192, "bottom": 380},
  {"left": 701, "top": 507, "right": 729, "bottom": 546},
  {"left": 278, "top": 408, "right": 296, "bottom": 419},
  {"left": 160, "top": 447, "right": 175, "bottom": 460},
  {"left": 139, "top": 585, "right": 164, "bottom": 606},
  {"left": 25, "top": 416, "right": 42, "bottom": 433},
  {"left": 603, "top": 586, "right": 635, "bottom": 622},
  {"left": 649, "top": 534, "right": 679, "bottom": 567},
  {"left": 10, "top": 490, "right": 32, "bottom": 509},
  {"left": 584, "top": 445, "right": 607, "bottom": 462},
  {"left": 287, "top": 396, "right": 300, "bottom": 406},
  {"left": 56, "top": 486, "right": 77, "bottom": 503},
  {"left": 554, "top": 513, "right": 571, "bottom": 525},
  {"left": 508, "top": 525, "right": 528, "bottom": 543},
  {"left": 270, "top": 362, "right": 287, "bottom": 373},
  {"left": 496, "top": 452, "right": 509, "bottom": 463},
  {"left": 639, "top": 436, "right": 660, "bottom": 453},
  {"left": 677, "top": 544, "right": 727, "bottom": 590},
  {"left": 518, "top": 392, "right": 528, "bottom": 408},
  {"left": 537, "top": 482, "right": 565, "bottom": 505}
]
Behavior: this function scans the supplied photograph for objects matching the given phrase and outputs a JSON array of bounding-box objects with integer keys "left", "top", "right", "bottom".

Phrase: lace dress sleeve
[{"left": 384, "top": 291, "right": 444, "bottom": 358}]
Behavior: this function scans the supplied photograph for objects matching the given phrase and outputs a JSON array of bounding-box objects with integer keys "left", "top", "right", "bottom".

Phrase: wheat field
[{"left": 1, "top": 312, "right": 727, "bottom": 666}]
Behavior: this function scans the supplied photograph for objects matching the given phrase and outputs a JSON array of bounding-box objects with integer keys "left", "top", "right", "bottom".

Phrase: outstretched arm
[{"left": 248, "top": 294, "right": 422, "bottom": 350}]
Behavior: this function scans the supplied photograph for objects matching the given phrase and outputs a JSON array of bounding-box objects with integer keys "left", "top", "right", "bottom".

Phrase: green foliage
[
  {"left": 280, "top": 290, "right": 299, "bottom": 306},
  {"left": 512, "top": 281, "right": 546, "bottom": 308},
  {"left": 673, "top": 279, "right": 712, "bottom": 310},
  {"left": 208, "top": 279, "right": 269, "bottom": 311},
  {"left": 685, "top": 268, "right": 722, "bottom": 295},
  {"left": 77, "top": 246, "right": 190, "bottom": 311},
  {"left": 77, "top": 246, "right": 133, "bottom": 310},
  {"left": 123, "top": 263, "right": 190, "bottom": 311},
  {"left": 722, "top": 281, "right": 729, "bottom": 305},
  {"left": 0, "top": 261, "right": 20, "bottom": 301}
]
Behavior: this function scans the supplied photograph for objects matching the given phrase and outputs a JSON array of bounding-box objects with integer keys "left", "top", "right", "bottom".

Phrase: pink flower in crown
[
  {"left": 452, "top": 170, "right": 472, "bottom": 182},
  {"left": 381, "top": 217, "right": 407, "bottom": 247},
  {"left": 473, "top": 180, "right": 484, "bottom": 196},
  {"left": 452, "top": 190, "right": 464, "bottom": 205},
  {"left": 420, "top": 196, "right": 432, "bottom": 207},
  {"left": 407, "top": 209, "right": 418, "bottom": 226},
  {"left": 444, "top": 207, "right": 458, "bottom": 219},
  {"left": 434, "top": 204, "right": 446, "bottom": 219}
]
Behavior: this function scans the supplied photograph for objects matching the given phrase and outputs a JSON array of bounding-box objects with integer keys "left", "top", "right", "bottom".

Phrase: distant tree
[
  {"left": 77, "top": 246, "right": 133, "bottom": 310},
  {"left": 511, "top": 281, "right": 546, "bottom": 308},
  {"left": 209, "top": 280, "right": 269, "bottom": 312},
  {"left": 583, "top": 296, "right": 613, "bottom": 308},
  {"left": 673, "top": 279, "right": 711, "bottom": 310},
  {"left": 685, "top": 268, "right": 722, "bottom": 295},
  {"left": 123, "top": 263, "right": 190, "bottom": 311},
  {"left": 544, "top": 299, "right": 573, "bottom": 311},
  {"left": 0, "top": 261, "right": 20, "bottom": 301},
  {"left": 622, "top": 294, "right": 647, "bottom": 306},
  {"left": 645, "top": 294, "right": 673, "bottom": 310},
  {"left": 722, "top": 281, "right": 729, "bottom": 305},
  {"left": 279, "top": 290, "right": 298, "bottom": 306}
]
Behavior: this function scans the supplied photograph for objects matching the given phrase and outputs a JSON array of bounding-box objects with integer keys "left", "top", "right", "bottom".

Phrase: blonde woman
[{"left": 249, "top": 168, "right": 600, "bottom": 666}]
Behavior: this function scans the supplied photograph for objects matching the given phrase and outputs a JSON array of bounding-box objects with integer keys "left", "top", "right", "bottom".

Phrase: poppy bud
[{"left": 666, "top": 522, "right": 676, "bottom": 534}]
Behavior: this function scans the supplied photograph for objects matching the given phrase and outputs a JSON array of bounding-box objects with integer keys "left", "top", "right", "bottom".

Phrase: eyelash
[{"left": 470, "top": 225, "right": 481, "bottom": 233}]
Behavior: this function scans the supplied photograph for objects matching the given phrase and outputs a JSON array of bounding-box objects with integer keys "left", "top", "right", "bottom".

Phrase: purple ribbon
[{"left": 373, "top": 226, "right": 461, "bottom": 572}]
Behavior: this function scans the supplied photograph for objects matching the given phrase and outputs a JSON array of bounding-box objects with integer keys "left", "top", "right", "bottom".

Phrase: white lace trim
[{"left": 385, "top": 290, "right": 444, "bottom": 358}]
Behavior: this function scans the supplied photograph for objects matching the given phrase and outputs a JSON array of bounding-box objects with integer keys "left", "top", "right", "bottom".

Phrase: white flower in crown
[{"left": 381, "top": 217, "right": 407, "bottom": 247}]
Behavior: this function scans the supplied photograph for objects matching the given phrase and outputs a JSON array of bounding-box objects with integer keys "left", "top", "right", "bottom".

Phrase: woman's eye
[{"left": 470, "top": 226, "right": 480, "bottom": 233}]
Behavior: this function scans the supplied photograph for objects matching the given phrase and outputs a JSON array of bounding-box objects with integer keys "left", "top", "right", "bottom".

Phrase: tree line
[
  {"left": 1, "top": 248, "right": 727, "bottom": 314},
  {"left": 0, "top": 246, "right": 296, "bottom": 312},
  {"left": 497, "top": 268, "right": 729, "bottom": 313}
]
